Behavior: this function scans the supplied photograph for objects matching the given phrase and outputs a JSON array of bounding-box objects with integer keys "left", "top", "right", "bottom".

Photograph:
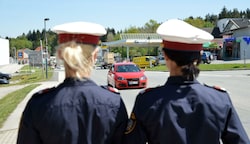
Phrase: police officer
[
  {"left": 17, "top": 21, "right": 128, "bottom": 144},
  {"left": 124, "top": 19, "right": 249, "bottom": 144}
]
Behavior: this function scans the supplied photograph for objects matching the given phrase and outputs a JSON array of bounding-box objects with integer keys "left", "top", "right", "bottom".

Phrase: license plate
[{"left": 129, "top": 81, "right": 138, "bottom": 85}]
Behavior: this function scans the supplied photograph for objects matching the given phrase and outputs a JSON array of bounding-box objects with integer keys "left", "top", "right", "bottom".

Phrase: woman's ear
[
  {"left": 163, "top": 52, "right": 169, "bottom": 61},
  {"left": 92, "top": 47, "right": 99, "bottom": 62},
  {"left": 57, "top": 49, "right": 63, "bottom": 60}
]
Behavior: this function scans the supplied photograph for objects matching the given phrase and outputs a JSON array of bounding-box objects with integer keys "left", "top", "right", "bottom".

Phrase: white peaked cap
[
  {"left": 157, "top": 19, "right": 214, "bottom": 51},
  {"left": 52, "top": 21, "right": 107, "bottom": 45}
]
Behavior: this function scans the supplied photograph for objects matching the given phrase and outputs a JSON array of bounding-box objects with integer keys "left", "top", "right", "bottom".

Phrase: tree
[
  {"left": 184, "top": 17, "right": 214, "bottom": 28},
  {"left": 106, "top": 28, "right": 116, "bottom": 42},
  {"left": 219, "top": 6, "right": 228, "bottom": 19},
  {"left": 46, "top": 30, "right": 57, "bottom": 56},
  {"left": 10, "top": 37, "right": 32, "bottom": 50},
  {"left": 231, "top": 8, "right": 241, "bottom": 18},
  {"left": 246, "top": 8, "right": 250, "bottom": 18},
  {"left": 205, "top": 14, "right": 218, "bottom": 25},
  {"left": 124, "top": 26, "right": 140, "bottom": 33},
  {"left": 144, "top": 19, "right": 160, "bottom": 33}
]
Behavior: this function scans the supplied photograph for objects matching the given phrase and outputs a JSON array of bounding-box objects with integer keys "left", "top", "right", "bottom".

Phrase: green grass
[
  {"left": 198, "top": 63, "right": 250, "bottom": 71},
  {"left": 0, "top": 65, "right": 53, "bottom": 128},
  {"left": 0, "top": 84, "right": 40, "bottom": 128},
  {"left": 1, "top": 65, "right": 53, "bottom": 87},
  {"left": 145, "top": 63, "right": 250, "bottom": 71}
]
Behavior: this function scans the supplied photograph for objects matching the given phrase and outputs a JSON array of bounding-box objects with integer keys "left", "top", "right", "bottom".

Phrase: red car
[{"left": 107, "top": 62, "right": 147, "bottom": 89}]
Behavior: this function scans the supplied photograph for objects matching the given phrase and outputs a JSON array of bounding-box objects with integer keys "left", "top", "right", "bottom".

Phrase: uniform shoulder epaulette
[
  {"left": 33, "top": 87, "right": 56, "bottom": 97},
  {"left": 204, "top": 83, "right": 227, "bottom": 92},
  {"left": 139, "top": 85, "right": 161, "bottom": 95},
  {"left": 100, "top": 85, "right": 120, "bottom": 94}
]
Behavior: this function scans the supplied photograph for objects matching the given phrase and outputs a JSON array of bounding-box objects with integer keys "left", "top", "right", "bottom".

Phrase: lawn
[
  {"left": 6, "top": 65, "right": 53, "bottom": 86},
  {"left": 0, "top": 84, "right": 40, "bottom": 128},
  {"left": 146, "top": 63, "right": 250, "bottom": 71},
  {"left": 0, "top": 65, "right": 53, "bottom": 128}
]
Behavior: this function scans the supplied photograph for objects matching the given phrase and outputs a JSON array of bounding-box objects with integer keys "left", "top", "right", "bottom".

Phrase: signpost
[{"left": 243, "top": 36, "right": 250, "bottom": 67}]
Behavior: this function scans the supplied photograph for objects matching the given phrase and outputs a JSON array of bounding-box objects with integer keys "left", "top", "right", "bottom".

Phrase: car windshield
[
  {"left": 150, "top": 56, "right": 156, "bottom": 60},
  {"left": 204, "top": 51, "right": 211, "bottom": 56},
  {"left": 116, "top": 64, "right": 140, "bottom": 72}
]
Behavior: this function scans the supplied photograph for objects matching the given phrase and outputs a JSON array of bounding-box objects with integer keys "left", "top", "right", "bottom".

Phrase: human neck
[
  {"left": 65, "top": 70, "right": 90, "bottom": 79},
  {"left": 167, "top": 59, "right": 183, "bottom": 76}
]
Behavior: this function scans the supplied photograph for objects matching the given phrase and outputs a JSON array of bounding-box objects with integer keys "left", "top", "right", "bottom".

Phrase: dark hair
[{"left": 162, "top": 48, "right": 201, "bottom": 80}]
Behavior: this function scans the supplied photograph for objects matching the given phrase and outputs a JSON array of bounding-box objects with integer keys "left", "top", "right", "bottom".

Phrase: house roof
[
  {"left": 223, "top": 18, "right": 250, "bottom": 34},
  {"left": 35, "top": 46, "right": 42, "bottom": 51},
  {"left": 24, "top": 48, "right": 37, "bottom": 54},
  {"left": 102, "top": 33, "right": 162, "bottom": 47},
  {"left": 211, "top": 27, "right": 222, "bottom": 38},
  {"left": 201, "top": 28, "right": 213, "bottom": 34},
  {"left": 232, "top": 18, "right": 250, "bottom": 28}
]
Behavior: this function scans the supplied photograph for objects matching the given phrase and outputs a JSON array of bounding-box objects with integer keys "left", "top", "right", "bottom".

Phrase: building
[
  {"left": 202, "top": 27, "right": 223, "bottom": 60},
  {"left": 219, "top": 18, "right": 250, "bottom": 60},
  {"left": 17, "top": 48, "right": 30, "bottom": 64},
  {"left": 0, "top": 38, "right": 10, "bottom": 65},
  {"left": 17, "top": 48, "right": 44, "bottom": 66},
  {"left": 102, "top": 33, "right": 162, "bottom": 60}
]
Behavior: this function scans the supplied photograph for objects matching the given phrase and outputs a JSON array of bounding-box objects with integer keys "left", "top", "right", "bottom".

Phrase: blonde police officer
[{"left": 17, "top": 21, "right": 128, "bottom": 144}]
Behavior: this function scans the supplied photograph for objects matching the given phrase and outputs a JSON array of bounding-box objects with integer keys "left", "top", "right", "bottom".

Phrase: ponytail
[
  {"left": 162, "top": 48, "right": 201, "bottom": 80},
  {"left": 181, "top": 63, "right": 200, "bottom": 81},
  {"left": 57, "top": 41, "right": 96, "bottom": 79}
]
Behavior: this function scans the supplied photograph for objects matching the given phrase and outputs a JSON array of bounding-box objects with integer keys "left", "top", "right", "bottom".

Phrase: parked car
[
  {"left": 107, "top": 62, "right": 147, "bottom": 89},
  {"left": 0, "top": 78, "right": 9, "bottom": 84},
  {"left": 0, "top": 72, "right": 11, "bottom": 80},
  {"left": 201, "top": 51, "right": 213, "bottom": 64},
  {"left": 132, "top": 56, "right": 157, "bottom": 68},
  {"left": 156, "top": 56, "right": 166, "bottom": 65}
]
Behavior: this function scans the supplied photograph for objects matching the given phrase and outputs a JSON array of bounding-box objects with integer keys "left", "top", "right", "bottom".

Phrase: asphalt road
[
  {"left": 0, "top": 63, "right": 249, "bottom": 139},
  {"left": 91, "top": 69, "right": 250, "bottom": 137}
]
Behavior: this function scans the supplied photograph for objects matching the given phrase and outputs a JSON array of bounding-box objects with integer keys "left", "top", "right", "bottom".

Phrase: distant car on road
[
  {"left": 132, "top": 56, "right": 157, "bottom": 68},
  {"left": 107, "top": 62, "right": 147, "bottom": 89},
  {"left": 156, "top": 56, "right": 166, "bottom": 65},
  {"left": 0, "top": 72, "right": 11, "bottom": 80},
  {"left": 0, "top": 72, "right": 11, "bottom": 84},
  {"left": 201, "top": 51, "right": 213, "bottom": 64},
  {"left": 0, "top": 78, "right": 9, "bottom": 84}
]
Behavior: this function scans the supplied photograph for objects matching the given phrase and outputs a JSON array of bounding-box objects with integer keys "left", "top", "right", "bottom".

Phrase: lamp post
[
  {"left": 44, "top": 18, "right": 49, "bottom": 79},
  {"left": 147, "top": 36, "right": 153, "bottom": 68},
  {"left": 147, "top": 36, "right": 150, "bottom": 55},
  {"left": 13, "top": 47, "right": 16, "bottom": 63}
]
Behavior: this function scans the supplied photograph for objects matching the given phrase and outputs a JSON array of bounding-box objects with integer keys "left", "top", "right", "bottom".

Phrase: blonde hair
[{"left": 56, "top": 41, "right": 97, "bottom": 79}]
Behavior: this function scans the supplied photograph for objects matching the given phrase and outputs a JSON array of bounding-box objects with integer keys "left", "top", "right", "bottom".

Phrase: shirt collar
[
  {"left": 165, "top": 76, "right": 199, "bottom": 85},
  {"left": 63, "top": 77, "right": 96, "bottom": 86}
]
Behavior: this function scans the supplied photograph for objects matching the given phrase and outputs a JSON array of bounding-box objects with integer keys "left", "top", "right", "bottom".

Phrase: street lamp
[
  {"left": 44, "top": 18, "right": 49, "bottom": 79},
  {"left": 147, "top": 36, "right": 150, "bottom": 55},
  {"left": 12, "top": 47, "right": 16, "bottom": 63}
]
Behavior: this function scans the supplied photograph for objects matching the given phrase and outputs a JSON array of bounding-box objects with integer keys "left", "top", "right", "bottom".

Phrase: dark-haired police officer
[
  {"left": 17, "top": 21, "right": 128, "bottom": 144},
  {"left": 124, "top": 19, "right": 249, "bottom": 144}
]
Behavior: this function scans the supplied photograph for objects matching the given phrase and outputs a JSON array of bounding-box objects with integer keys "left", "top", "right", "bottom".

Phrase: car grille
[{"left": 127, "top": 78, "right": 139, "bottom": 81}]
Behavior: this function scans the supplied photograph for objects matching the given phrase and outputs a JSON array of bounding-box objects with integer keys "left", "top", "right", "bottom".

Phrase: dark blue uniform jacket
[
  {"left": 17, "top": 78, "right": 128, "bottom": 144},
  {"left": 124, "top": 76, "right": 249, "bottom": 144}
]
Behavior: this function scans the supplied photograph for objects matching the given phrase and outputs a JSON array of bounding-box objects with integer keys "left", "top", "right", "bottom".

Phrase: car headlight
[
  {"left": 140, "top": 75, "right": 147, "bottom": 80},
  {"left": 117, "top": 77, "right": 126, "bottom": 80}
]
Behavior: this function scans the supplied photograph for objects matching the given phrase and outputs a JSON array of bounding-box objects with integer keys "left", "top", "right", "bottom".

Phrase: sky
[{"left": 0, "top": 0, "right": 249, "bottom": 38}]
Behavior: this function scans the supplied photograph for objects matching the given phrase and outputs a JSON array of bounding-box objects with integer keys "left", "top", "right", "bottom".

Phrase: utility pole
[
  {"left": 44, "top": 18, "right": 49, "bottom": 79},
  {"left": 13, "top": 47, "right": 16, "bottom": 63},
  {"left": 40, "top": 40, "right": 45, "bottom": 78}
]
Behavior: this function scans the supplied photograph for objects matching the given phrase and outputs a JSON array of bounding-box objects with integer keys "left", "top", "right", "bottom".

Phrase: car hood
[{"left": 115, "top": 72, "right": 145, "bottom": 79}]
